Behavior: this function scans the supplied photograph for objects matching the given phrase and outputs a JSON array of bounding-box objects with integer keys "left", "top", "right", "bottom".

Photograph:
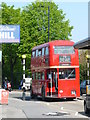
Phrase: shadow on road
[
  {"left": 79, "top": 112, "right": 90, "bottom": 117},
  {"left": 12, "top": 95, "right": 78, "bottom": 103}
]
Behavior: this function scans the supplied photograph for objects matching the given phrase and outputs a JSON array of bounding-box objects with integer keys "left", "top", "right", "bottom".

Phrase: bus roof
[{"left": 32, "top": 40, "right": 74, "bottom": 51}]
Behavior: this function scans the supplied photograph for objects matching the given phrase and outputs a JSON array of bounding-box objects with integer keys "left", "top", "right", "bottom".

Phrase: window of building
[
  {"left": 45, "top": 47, "right": 49, "bottom": 55},
  {"left": 42, "top": 48, "right": 45, "bottom": 56}
]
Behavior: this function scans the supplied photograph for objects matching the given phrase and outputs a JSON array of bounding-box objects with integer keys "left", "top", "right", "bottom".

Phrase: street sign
[{"left": 0, "top": 25, "right": 20, "bottom": 43}]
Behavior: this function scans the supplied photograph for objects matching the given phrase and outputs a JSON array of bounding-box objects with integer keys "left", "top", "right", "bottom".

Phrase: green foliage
[
  {"left": 79, "top": 50, "right": 90, "bottom": 82},
  {"left": 2, "top": 1, "right": 73, "bottom": 88}
]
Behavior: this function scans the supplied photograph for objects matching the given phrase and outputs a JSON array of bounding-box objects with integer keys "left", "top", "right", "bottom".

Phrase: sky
[{"left": 0, "top": 0, "right": 89, "bottom": 43}]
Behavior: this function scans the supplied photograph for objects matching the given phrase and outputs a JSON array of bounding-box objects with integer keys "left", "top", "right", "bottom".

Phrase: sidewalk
[
  {"left": 0, "top": 96, "right": 27, "bottom": 119},
  {"left": 0, "top": 104, "right": 27, "bottom": 119}
]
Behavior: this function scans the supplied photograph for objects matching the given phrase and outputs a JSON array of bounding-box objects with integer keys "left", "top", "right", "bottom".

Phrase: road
[{"left": 0, "top": 91, "right": 90, "bottom": 119}]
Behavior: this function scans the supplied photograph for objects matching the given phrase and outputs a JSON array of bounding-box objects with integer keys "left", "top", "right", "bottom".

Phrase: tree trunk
[{"left": 11, "top": 64, "right": 13, "bottom": 89}]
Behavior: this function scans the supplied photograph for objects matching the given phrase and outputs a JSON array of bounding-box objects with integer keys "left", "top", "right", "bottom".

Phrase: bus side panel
[
  {"left": 58, "top": 68, "right": 80, "bottom": 98},
  {"left": 32, "top": 80, "right": 38, "bottom": 94}
]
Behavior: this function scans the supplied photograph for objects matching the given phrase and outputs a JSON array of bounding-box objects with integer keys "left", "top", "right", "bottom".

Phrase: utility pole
[
  {"left": 86, "top": 54, "right": 90, "bottom": 80},
  {"left": 48, "top": 6, "right": 50, "bottom": 42}
]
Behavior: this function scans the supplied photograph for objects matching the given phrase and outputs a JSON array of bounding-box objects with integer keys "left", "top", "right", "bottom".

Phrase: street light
[
  {"left": 86, "top": 54, "right": 90, "bottom": 80},
  {"left": 22, "top": 54, "right": 26, "bottom": 100},
  {"left": 39, "top": 2, "right": 50, "bottom": 43},
  {"left": 48, "top": 6, "right": 50, "bottom": 42}
]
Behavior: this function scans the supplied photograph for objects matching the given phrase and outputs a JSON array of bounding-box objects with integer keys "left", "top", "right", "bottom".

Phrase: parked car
[
  {"left": 84, "top": 80, "right": 90, "bottom": 114},
  {"left": 80, "top": 80, "right": 86, "bottom": 95}
]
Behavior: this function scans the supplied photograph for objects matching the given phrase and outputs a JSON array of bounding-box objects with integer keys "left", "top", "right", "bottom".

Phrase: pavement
[
  {"left": 0, "top": 104, "right": 27, "bottom": 118},
  {"left": 0, "top": 91, "right": 28, "bottom": 119}
]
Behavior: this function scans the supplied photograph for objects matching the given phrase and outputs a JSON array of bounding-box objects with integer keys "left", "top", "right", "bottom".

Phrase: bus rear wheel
[
  {"left": 42, "top": 87, "right": 45, "bottom": 101},
  {"left": 30, "top": 87, "right": 34, "bottom": 99}
]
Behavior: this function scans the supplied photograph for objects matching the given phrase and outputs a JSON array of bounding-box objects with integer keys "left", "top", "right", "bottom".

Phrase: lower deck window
[{"left": 59, "top": 68, "right": 75, "bottom": 79}]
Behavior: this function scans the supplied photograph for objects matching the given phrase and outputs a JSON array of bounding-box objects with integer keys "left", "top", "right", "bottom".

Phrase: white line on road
[
  {"left": 75, "top": 112, "right": 78, "bottom": 116},
  {"left": 61, "top": 107, "right": 64, "bottom": 110}
]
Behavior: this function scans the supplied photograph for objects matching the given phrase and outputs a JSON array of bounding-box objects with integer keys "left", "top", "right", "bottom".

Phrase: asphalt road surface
[{"left": 1, "top": 91, "right": 90, "bottom": 119}]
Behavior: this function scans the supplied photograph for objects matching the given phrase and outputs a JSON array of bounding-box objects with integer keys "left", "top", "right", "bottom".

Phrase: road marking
[
  {"left": 46, "top": 103, "right": 50, "bottom": 106},
  {"left": 43, "top": 111, "right": 70, "bottom": 116},
  {"left": 61, "top": 107, "right": 64, "bottom": 110},
  {"left": 35, "top": 101, "right": 41, "bottom": 104},
  {"left": 75, "top": 112, "right": 78, "bottom": 116},
  {"left": 35, "top": 101, "right": 50, "bottom": 106}
]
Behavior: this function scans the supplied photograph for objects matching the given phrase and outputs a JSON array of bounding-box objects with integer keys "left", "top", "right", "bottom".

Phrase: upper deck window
[
  {"left": 32, "top": 51, "right": 35, "bottom": 58},
  {"left": 38, "top": 49, "right": 41, "bottom": 56},
  {"left": 42, "top": 48, "right": 45, "bottom": 56},
  {"left": 45, "top": 47, "right": 49, "bottom": 55},
  {"left": 36, "top": 50, "right": 38, "bottom": 57},
  {"left": 54, "top": 46, "right": 75, "bottom": 54}
]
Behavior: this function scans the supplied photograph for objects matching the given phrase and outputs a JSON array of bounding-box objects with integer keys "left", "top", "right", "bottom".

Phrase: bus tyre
[
  {"left": 84, "top": 102, "right": 89, "bottom": 114},
  {"left": 42, "top": 87, "right": 45, "bottom": 101},
  {"left": 30, "top": 87, "right": 34, "bottom": 99}
]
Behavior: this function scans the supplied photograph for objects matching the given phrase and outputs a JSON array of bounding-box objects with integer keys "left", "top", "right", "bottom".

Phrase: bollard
[
  {"left": 0, "top": 89, "right": 9, "bottom": 105},
  {"left": 86, "top": 80, "right": 90, "bottom": 95},
  {"left": 22, "top": 88, "right": 26, "bottom": 100}
]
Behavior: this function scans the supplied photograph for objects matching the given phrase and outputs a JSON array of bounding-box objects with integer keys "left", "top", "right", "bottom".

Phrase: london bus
[{"left": 31, "top": 40, "right": 80, "bottom": 100}]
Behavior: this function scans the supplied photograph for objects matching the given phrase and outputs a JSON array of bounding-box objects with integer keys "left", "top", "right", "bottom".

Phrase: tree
[
  {"left": 18, "top": 0, "right": 73, "bottom": 76},
  {"left": 2, "top": 3, "right": 21, "bottom": 88},
  {"left": 2, "top": 1, "right": 73, "bottom": 88},
  {"left": 79, "top": 50, "right": 90, "bottom": 82}
]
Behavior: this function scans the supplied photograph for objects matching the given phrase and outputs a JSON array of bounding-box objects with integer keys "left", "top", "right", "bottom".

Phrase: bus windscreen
[
  {"left": 54, "top": 46, "right": 75, "bottom": 54},
  {"left": 59, "top": 68, "right": 75, "bottom": 79}
]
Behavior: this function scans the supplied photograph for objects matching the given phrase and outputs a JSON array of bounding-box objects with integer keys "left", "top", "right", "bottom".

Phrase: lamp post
[
  {"left": 39, "top": 3, "right": 50, "bottom": 43},
  {"left": 22, "top": 54, "right": 26, "bottom": 100},
  {"left": 48, "top": 6, "right": 50, "bottom": 42},
  {"left": 86, "top": 54, "right": 90, "bottom": 80}
]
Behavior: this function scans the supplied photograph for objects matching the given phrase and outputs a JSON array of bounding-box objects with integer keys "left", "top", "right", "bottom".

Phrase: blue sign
[{"left": 0, "top": 25, "right": 20, "bottom": 43}]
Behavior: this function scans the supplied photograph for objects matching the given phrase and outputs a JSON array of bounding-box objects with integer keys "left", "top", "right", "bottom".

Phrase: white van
[{"left": 22, "top": 78, "right": 32, "bottom": 91}]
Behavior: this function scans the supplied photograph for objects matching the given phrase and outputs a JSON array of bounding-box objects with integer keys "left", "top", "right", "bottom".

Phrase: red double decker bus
[{"left": 31, "top": 40, "right": 80, "bottom": 100}]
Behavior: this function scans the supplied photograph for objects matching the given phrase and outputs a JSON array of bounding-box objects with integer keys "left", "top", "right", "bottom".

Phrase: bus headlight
[{"left": 71, "top": 90, "right": 76, "bottom": 95}]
